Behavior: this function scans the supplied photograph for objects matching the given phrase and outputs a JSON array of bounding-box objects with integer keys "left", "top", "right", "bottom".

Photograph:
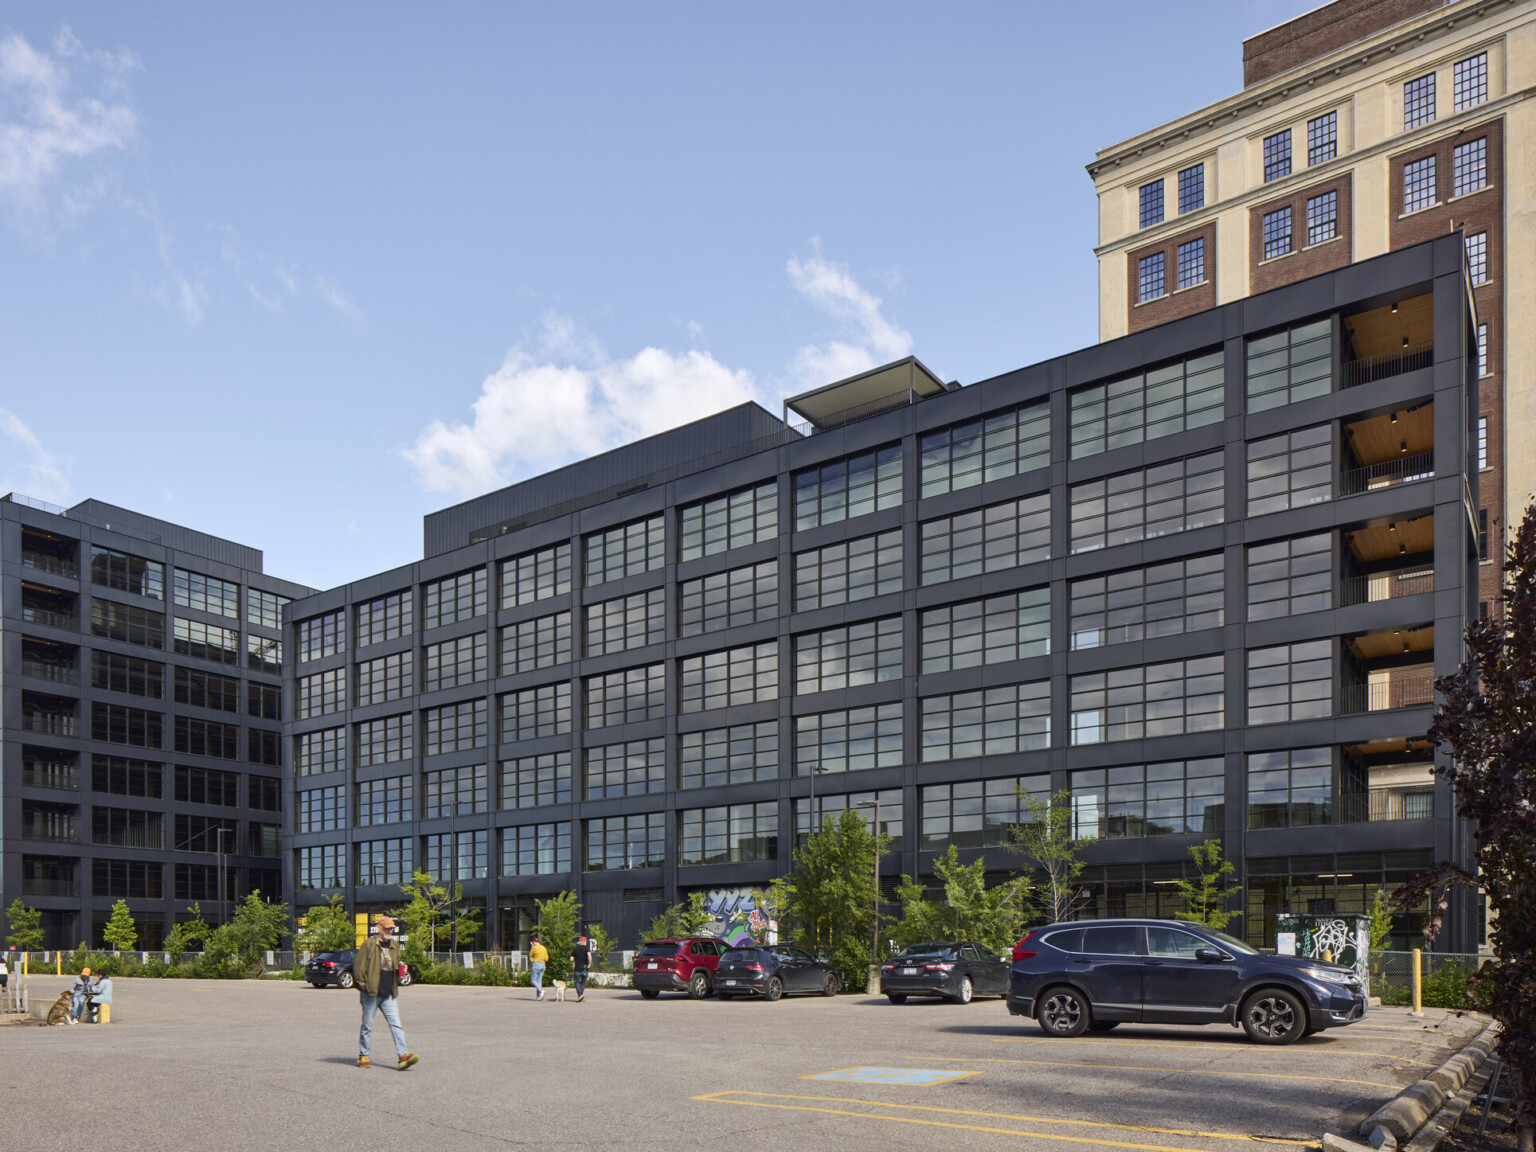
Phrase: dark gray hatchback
[{"left": 1007, "top": 919, "right": 1366, "bottom": 1045}]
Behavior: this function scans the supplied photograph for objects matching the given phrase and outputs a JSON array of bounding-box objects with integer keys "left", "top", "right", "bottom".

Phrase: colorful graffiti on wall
[{"left": 700, "top": 888, "right": 773, "bottom": 945}]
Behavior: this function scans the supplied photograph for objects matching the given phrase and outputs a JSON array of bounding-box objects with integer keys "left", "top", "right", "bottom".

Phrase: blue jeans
[
  {"left": 574, "top": 969, "right": 589, "bottom": 997},
  {"left": 530, "top": 961, "right": 546, "bottom": 996},
  {"left": 358, "top": 992, "right": 407, "bottom": 1057},
  {"left": 71, "top": 992, "right": 89, "bottom": 1020}
]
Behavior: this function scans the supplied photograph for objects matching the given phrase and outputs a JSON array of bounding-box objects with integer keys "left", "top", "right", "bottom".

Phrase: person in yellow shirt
[{"left": 528, "top": 935, "right": 549, "bottom": 1000}]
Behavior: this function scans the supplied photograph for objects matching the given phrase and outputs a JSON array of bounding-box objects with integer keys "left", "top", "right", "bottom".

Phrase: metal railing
[
  {"left": 21, "top": 659, "right": 78, "bottom": 685},
  {"left": 1338, "top": 787, "right": 1436, "bottom": 823},
  {"left": 1341, "top": 452, "right": 1434, "bottom": 496},
  {"left": 21, "top": 821, "right": 77, "bottom": 843},
  {"left": 21, "top": 713, "right": 77, "bottom": 737},
  {"left": 1340, "top": 667, "right": 1436, "bottom": 713},
  {"left": 21, "top": 878, "right": 78, "bottom": 897},
  {"left": 22, "top": 766, "right": 78, "bottom": 790},
  {"left": 20, "top": 606, "right": 76, "bottom": 630},
  {"left": 21, "top": 551, "right": 77, "bottom": 578},
  {"left": 1341, "top": 340, "right": 1434, "bottom": 388},
  {"left": 5, "top": 492, "right": 66, "bottom": 514},
  {"left": 1341, "top": 567, "right": 1434, "bottom": 606}
]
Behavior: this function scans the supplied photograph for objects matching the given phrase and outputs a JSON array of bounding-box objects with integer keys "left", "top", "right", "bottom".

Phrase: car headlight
[{"left": 1301, "top": 966, "right": 1359, "bottom": 985}]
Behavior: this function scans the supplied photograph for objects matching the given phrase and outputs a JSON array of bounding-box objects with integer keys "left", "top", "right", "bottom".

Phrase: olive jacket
[{"left": 355, "top": 935, "right": 403, "bottom": 998}]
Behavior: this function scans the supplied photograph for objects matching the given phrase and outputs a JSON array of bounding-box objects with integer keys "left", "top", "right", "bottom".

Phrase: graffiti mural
[
  {"left": 700, "top": 888, "right": 772, "bottom": 945},
  {"left": 1275, "top": 913, "right": 1371, "bottom": 993}
]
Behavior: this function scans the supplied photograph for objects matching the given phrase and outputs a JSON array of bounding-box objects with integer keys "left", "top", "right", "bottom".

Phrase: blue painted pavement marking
[{"left": 804, "top": 1066, "right": 979, "bottom": 1086}]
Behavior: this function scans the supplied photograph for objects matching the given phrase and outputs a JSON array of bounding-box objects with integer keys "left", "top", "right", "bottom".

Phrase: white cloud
[
  {"left": 0, "top": 27, "right": 138, "bottom": 230},
  {"left": 785, "top": 239, "right": 912, "bottom": 391},
  {"left": 0, "top": 407, "right": 70, "bottom": 503},
  {"left": 404, "top": 314, "right": 760, "bottom": 497}
]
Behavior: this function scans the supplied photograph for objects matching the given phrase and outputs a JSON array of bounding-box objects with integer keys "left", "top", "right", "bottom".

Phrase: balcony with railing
[
  {"left": 19, "top": 582, "right": 77, "bottom": 631},
  {"left": 20, "top": 692, "right": 77, "bottom": 737},
  {"left": 1341, "top": 626, "right": 1435, "bottom": 714},
  {"left": 1339, "top": 748, "right": 1437, "bottom": 823},
  {"left": 1340, "top": 402, "right": 1434, "bottom": 496},
  {"left": 21, "top": 802, "right": 77, "bottom": 843},
  {"left": 1341, "top": 665, "right": 1435, "bottom": 713},
  {"left": 1341, "top": 453, "right": 1434, "bottom": 496},
  {"left": 1341, "top": 295, "right": 1433, "bottom": 389},
  {"left": 22, "top": 755, "right": 79, "bottom": 790},
  {"left": 1341, "top": 565, "right": 1433, "bottom": 607},
  {"left": 21, "top": 872, "right": 78, "bottom": 898},
  {"left": 20, "top": 637, "right": 78, "bottom": 686},
  {"left": 1341, "top": 341, "right": 1434, "bottom": 389},
  {"left": 19, "top": 526, "right": 79, "bottom": 580}
]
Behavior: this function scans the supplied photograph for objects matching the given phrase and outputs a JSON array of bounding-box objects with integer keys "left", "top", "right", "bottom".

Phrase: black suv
[
  {"left": 306, "top": 950, "right": 357, "bottom": 989},
  {"left": 1007, "top": 919, "right": 1366, "bottom": 1045}
]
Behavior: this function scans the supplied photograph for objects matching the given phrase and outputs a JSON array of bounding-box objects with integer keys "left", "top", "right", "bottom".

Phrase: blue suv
[{"left": 1006, "top": 919, "right": 1366, "bottom": 1045}]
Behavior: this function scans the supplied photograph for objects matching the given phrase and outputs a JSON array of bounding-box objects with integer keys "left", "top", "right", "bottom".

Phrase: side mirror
[{"left": 1195, "top": 948, "right": 1229, "bottom": 963}]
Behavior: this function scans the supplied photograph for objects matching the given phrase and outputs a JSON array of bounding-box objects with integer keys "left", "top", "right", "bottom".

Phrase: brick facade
[
  {"left": 1248, "top": 174, "right": 1355, "bottom": 295},
  {"left": 1124, "top": 224, "right": 1217, "bottom": 334},
  {"left": 1243, "top": 0, "right": 1448, "bottom": 86}
]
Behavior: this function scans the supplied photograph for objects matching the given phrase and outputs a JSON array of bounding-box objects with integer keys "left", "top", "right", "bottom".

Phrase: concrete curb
[{"left": 1357, "top": 1021, "right": 1500, "bottom": 1146}]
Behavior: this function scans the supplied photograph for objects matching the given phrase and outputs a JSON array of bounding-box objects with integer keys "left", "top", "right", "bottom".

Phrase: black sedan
[
  {"left": 714, "top": 945, "right": 838, "bottom": 1001},
  {"left": 880, "top": 942, "right": 1010, "bottom": 1004},
  {"left": 306, "top": 950, "right": 357, "bottom": 988}
]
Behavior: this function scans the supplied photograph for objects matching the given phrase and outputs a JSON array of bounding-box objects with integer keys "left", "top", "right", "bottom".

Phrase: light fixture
[
  {"left": 1404, "top": 640, "right": 1411, "bottom": 653},
  {"left": 1392, "top": 302, "right": 1399, "bottom": 313},
  {"left": 1401, "top": 440, "right": 1409, "bottom": 455},
  {"left": 1400, "top": 543, "right": 1407, "bottom": 555},
  {"left": 1403, "top": 336, "right": 1411, "bottom": 347},
  {"left": 1391, "top": 412, "right": 1398, "bottom": 423}
]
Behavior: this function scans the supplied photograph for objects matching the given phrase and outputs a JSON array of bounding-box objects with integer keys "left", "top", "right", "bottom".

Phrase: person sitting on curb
[
  {"left": 88, "top": 975, "right": 113, "bottom": 1023},
  {"left": 70, "top": 968, "right": 96, "bottom": 1023}
]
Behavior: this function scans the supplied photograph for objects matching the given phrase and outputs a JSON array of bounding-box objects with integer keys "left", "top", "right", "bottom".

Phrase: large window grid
[
  {"left": 921, "top": 493, "right": 1050, "bottom": 583},
  {"left": 795, "top": 790, "right": 902, "bottom": 851},
  {"left": 588, "top": 587, "right": 666, "bottom": 654},
  {"left": 297, "top": 786, "right": 345, "bottom": 833},
  {"left": 503, "top": 823, "right": 571, "bottom": 876},
  {"left": 248, "top": 682, "right": 281, "bottom": 721},
  {"left": 1069, "top": 451, "right": 1224, "bottom": 554},
  {"left": 794, "top": 446, "right": 902, "bottom": 530},
  {"left": 680, "top": 803, "right": 778, "bottom": 865},
  {"left": 1263, "top": 130, "right": 1292, "bottom": 182},
  {"left": 91, "top": 599, "right": 164, "bottom": 649},
  {"left": 1453, "top": 138, "right": 1486, "bottom": 197},
  {"left": 93, "top": 807, "right": 163, "bottom": 850},
  {"left": 500, "top": 682, "right": 572, "bottom": 742},
  {"left": 1454, "top": 53, "right": 1487, "bottom": 110},
  {"left": 247, "top": 635, "right": 281, "bottom": 675},
  {"left": 1069, "top": 554, "right": 1223, "bottom": 649},
  {"left": 679, "top": 563, "right": 775, "bottom": 636},
  {"left": 1247, "top": 424, "right": 1332, "bottom": 517},
  {"left": 920, "top": 402, "right": 1050, "bottom": 498},
  {"left": 500, "top": 611, "right": 572, "bottom": 674},
  {"left": 298, "top": 668, "right": 346, "bottom": 719},
  {"left": 424, "top": 569, "right": 488, "bottom": 630},
  {"left": 355, "top": 591, "right": 413, "bottom": 647},
  {"left": 1139, "top": 180, "right": 1163, "bottom": 228},
  {"left": 586, "top": 738, "right": 666, "bottom": 799},
  {"left": 425, "top": 633, "right": 488, "bottom": 692},
  {"left": 92, "top": 650, "right": 164, "bottom": 699},
  {"left": 423, "top": 763, "right": 488, "bottom": 817},
  {"left": 1262, "top": 206, "right": 1292, "bottom": 259},
  {"left": 680, "top": 644, "right": 777, "bottom": 713},
  {"left": 586, "top": 664, "right": 666, "bottom": 727},
  {"left": 1307, "top": 191, "right": 1337, "bottom": 245},
  {"left": 356, "top": 839, "right": 411, "bottom": 886},
  {"left": 1307, "top": 112, "right": 1337, "bottom": 166},
  {"left": 1246, "top": 319, "right": 1331, "bottom": 413},
  {"left": 92, "top": 755, "right": 163, "bottom": 798},
  {"left": 297, "top": 611, "right": 344, "bottom": 663},
  {"left": 795, "top": 704, "right": 901, "bottom": 775},
  {"left": 1404, "top": 73, "right": 1436, "bottom": 129},
  {"left": 920, "top": 682, "right": 1051, "bottom": 761},
  {"left": 1404, "top": 155, "right": 1436, "bottom": 213},
  {"left": 90, "top": 547, "right": 163, "bottom": 599},
  {"left": 1176, "top": 238, "right": 1204, "bottom": 290},
  {"left": 356, "top": 777, "right": 411, "bottom": 826},
  {"left": 1247, "top": 533, "right": 1331, "bottom": 621},
  {"left": 173, "top": 569, "right": 240, "bottom": 619},
  {"left": 1248, "top": 748, "right": 1332, "bottom": 828},
  {"left": 92, "top": 703, "right": 163, "bottom": 749},
  {"left": 921, "top": 587, "right": 1050, "bottom": 672},
  {"left": 584, "top": 516, "right": 665, "bottom": 586},
  {"left": 1248, "top": 640, "right": 1332, "bottom": 724},
  {"left": 679, "top": 480, "right": 778, "bottom": 562},
  {"left": 355, "top": 715, "right": 410, "bottom": 767},
  {"left": 681, "top": 721, "right": 778, "bottom": 789},
  {"left": 501, "top": 752, "right": 572, "bottom": 809},
  {"left": 356, "top": 651, "right": 412, "bottom": 706},
  {"left": 500, "top": 543, "right": 572, "bottom": 607},
  {"left": 93, "top": 859, "right": 163, "bottom": 900},
  {"left": 1068, "top": 349, "right": 1223, "bottom": 460},
  {"left": 919, "top": 775, "right": 1050, "bottom": 851},
  {"left": 298, "top": 845, "right": 346, "bottom": 890},
  {"left": 1069, "top": 758, "right": 1225, "bottom": 838},
  {"left": 1177, "top": 164, "right": 1203, "bottom": 214},
  {"left": 423, "top": 699, "right": 488, "bottom": 755},
  {"left": 174, "top": 618, "right": 238, "bottom": 665},
  {"left": 174, "top": 765, "right": 239, "bottom": 806},
  {"left": 248, "top": 729, "right": 280, "bottom": 766},
  {"left": 174, "top": 668, "right": 238, "bottom": 712},
  {"left": 585, "top": 813, "right": 666, "bottom": 871},
  {"left": 297, "top": 727, "right": 345, "bottom": 775},
  {"left": 423, "top": 830, "right": 488, "bottom": 880},
  {"left": 794, "top": 617, "right": 901, "bottom": 694},
  {"left": 246, "top": 588, "right": 289, "bottom": 629},
  {"left": 174, "top": 717, "right": 240, "bottom": 759},
  {"left": 1069, "top": 656, "right": 1224, "bottom": 744},
  {"left": 1138, "top": 252, "right": 1164, "bottom": 303},
  {"left": 795, "top": 531, "right": 900, "bottom": 610},
  {"left": 1466, "top": 232, "right": 1487, "bottom": 285}
]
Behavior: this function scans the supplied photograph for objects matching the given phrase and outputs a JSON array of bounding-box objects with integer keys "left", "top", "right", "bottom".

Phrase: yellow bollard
[
  {"left": 56, "top": 955, "right": 61, "bottom": 976},
  {"left": 98, "top": 1004, "right": 110, "bottom": 1024},
  {"left": 1411, "top": 948, "right": 1423, "bottom": 1015}
]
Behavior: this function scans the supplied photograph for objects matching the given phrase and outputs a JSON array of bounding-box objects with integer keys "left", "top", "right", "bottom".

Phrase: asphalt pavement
[{"left": 0, "top": 975, "right": 1485, "bottom": 1151}]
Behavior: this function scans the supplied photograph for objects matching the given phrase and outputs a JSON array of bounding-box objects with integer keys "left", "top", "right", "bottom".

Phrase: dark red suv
[{"left": 633, "top": 938, "right": 731, "bottom": 999}]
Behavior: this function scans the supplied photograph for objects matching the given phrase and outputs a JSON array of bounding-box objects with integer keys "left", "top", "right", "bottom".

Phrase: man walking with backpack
[{"left": 356, "top": 916, "right": 419, "bottom": 1070}]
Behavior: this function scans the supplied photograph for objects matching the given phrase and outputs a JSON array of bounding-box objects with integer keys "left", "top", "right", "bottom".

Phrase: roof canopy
[{"left": 783, "top": 356, "right": 948, "bottom": 432}]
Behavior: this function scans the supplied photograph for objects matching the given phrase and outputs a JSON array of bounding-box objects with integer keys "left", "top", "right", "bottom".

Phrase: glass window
[
  {"left": 681, "top": 721, "right": 778, "bottom": 789},
  {"left": 173, "top": 813, "right": 238, "bottom": 853},
  {"left": 298, "top": 667, "right": 346, "bottom": 719},
  {"left": 355, "top": 838, "right": 411, "bottom": 886},
  {"left": 355, "top": 590, "right": 413, "bottom": 647},
  {"left": 90, "top": 547, "right": 164, "bottom": 599},
  {"left": 356, "top": 776, "right": 412, "bottom": 826},
  {"left": 1069, "top": 349, "right": 1223, "bottom": 459},
  {"left": 586, "top": 737, "right": 666, "bottom": 799},
  {"left": 795, "top": 703, "right": 902, "bottom": 775},
  {"left": 499, "top": 681, "right": 572, "bottom": 742},
  {"left": 296, "top": 786, "right": 345, "bottom": 833},
  {"left": 1403, "top": 155, "right": 1436, "bottom": 212},
  {"left": 921, "top": 492, "right": 1050, "bottom": 583},
  {"left": 1247, "top": 640, "right": 1332, "bottom": 724},
  {"left": 298, "top": 845, "right": 346, "bottom": 889},
  {"left": 585, "top": 663, "right": 667, "bottom": 727},
  {"left": 1069, "top": 554, "right": 1223, "bottom": 649},
  {"left": 794, "top": 617, "right": 901, "bottom": 694},
  {"left": 91, "top": 599, "right": 165, "bottom": 649},
  {"left": 584, "top": 515, "right": 665, "bottom": 586},
  {"left": 1262, "top": 206, "right": 1292, "bottom": 259},
  {"left": 422, "top": 698, "right": 488, "bottom": 755},
  {"left": 499, "top": 542, "right": 572, "bottom": 607},
  {"left": 423, "top": 763, "right": 487, "bottom": 817},
  {"left": 1307, "top": 112, "right": 1337, "bottom": 166},
  {"left": 297, "top": 726, "right": 346, "bottom": 775},
  {"left": 1139, "top": 180, "right": 1164, "bottom": 228},
  {"left": 174, "top": 765, "right": 240, "bottom": 806},
  {"left": 1263, "top": 129, "right": 1292, "bottom": 182},
  {"left": 585, "top": 587, "right": 665, "bottom": 654},
  {"left": 1453, "top": 138, "right": 1487, "bottom": 197},
  {"left": 424, "top": 569, "right": 488, "bottom": 629},
  {"left": 795, "top": 789, "right": 902, "bottom": 851},
  {"left": 1246, "top": 424, "right": 1332, "bottom": 516},
  {"left": 1306, "top": 191, "right": 1337, "bottom": 245},
  {"left": 680, "top": 803, "right": 778, "bottom": 865},
  {"left": 920, "top": 402, "right": 1049, "bottom": 498},
  {"left": 584, "top": 813, "right": 666, "bottom": 871},
  {"left": 1404, "top": 73, "right": 1436, "bottom": 129},
  {"left": 173, "top": 569, "right": 240, "bottom": 620},
  {"left": 1069, "top": 450, "right": 1224, "bottom": 554},
  {"left": 91, "top": 650, "right": 164, "bottom": 699},
  {"left": 174, "top": 617, "right": 239, "bottom": 666},
  {"left": 922, "top": 587, "right": 1051, "bottom": 671},
  {"left": 246, "top": 588, "right": 290, "bottom": 630},
  {"left": 1245, "top": 319, "right": 1331, "bottom": 413},
  {"left": 500, "top": 610, "right": 572, "bottom": 674},
  {"left": 247, "top": 634, "right": 281, "bottom": 675},
  {"left": 423, "top": 830, "right": 488, "bottom": 880},
  {"left": 679, "top": 644, "right": 776, "bottom": 713},
  {"left": 297, "top": 610, "right": 345, "bottom": 662},
  {"left": 500, "top": 751, "right": 572, "bottom": 809},
  {"left": 793, "top": 445, "right": 902, "bottom": 530},
  {"left": 920, "top": 681, "right": 1051, "bottom": 761},
  {"left": 93, "top": 858, "right": 164, "bottom": 900},
  {"left": 247, "top": 728, "right": 280, "bottom": 766},
  {"left": 1466, "top": 231, "right": 1487, "bottom": 284},
  {"left": 93, "top": 755, "right": 162, "bottom": 797},
  {"left": 1069, "top": 656, "right": 1224, "bottom": 744},
  {"left": 173, "top": 716, "right": 240, "bottom": 759},
  {"left": 679, "top": 480, "right": 778, "bottom": 562},
  {"left": 503, "top": 823, "right": 571, "bottom": 876},
  {"left": 247, "top": 682, "right": 281, "bottom": 721},
  {"left": 92, "top": 806, "right": 164, "bottom": 850},
  {"left": 794, "top": 530, "right": 901, "bottom": 610},
  {"left": 174, "top": 667, "right": 239, "bottom": 712},
  {"left": 1247, "top": 533, "right": 1331, "bottom": 621},
  {"left": 354, "top": 716, "right": 409, "bottom": 768},
  {"left": 91, "top": 702, "right": 163, "bottom": 749},
  {"left": 1454, "top": 52, "right": 1487, "bottom": 111},
  {"left": 1479, "top": 416, "right": 1488, "bottom": 470},
  {"left": 1070, "top": 758, "right": 1225, "bottom": 838},
  {"left": 678, "top": 562, "right": 775, "bottom": 637},
  {"left": 355, "top": 650, "right": 412, "bottom": 706},
  {"left": 1176, "top": 237, "right": 1205, "bottom": 290},
  {"left": 1247, "top": 747, "right": 1332, "bottom": 828},
  {"left": 1177, "top": 164, "right": 1204, "bottom": 214},
  {"left": 1478, "top": 323, "right": 1488, "bottom": 377},
  {"left": 919, "top": 775, "right": 1049, "bottom": 851},
  {"left": 1138, "top": 252, "right": 1165, "bottom": 303}
]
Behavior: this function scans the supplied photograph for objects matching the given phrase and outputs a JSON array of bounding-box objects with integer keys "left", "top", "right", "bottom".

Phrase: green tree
[
  {"left": 295, "top": 894, "right": 356, "bottom": 954},
  {"left": 102, "top": 899, "right": 138, "bottom": 951},
  {"left": 395, "top": 871, "right": 482, "bottom": 958},
  {"left": 786, "top": 809, "right": 888, "bottom": 989},
  {"left": 889, "top": 847, "right": 1030, "bottom": 956},
  {"left": 1172, "top": 839, "right": 1237, "bottom": 930},
  {"left": 1004, "top": 789, "right": 1096, "bottom": 924},
  {"left": 536, "top": 891, "right": 580, "bottom": 981},
  {"left": 5, "top": 899, "right": 43, "bottom": 952},
  {"left": 747, "top": 877, "right": 795, "bottom": 944},
  {"left": 1367, "top": 888, "right": 1395, "bottom": 955},
  {"left": 196, "top": 892, "right": 289, "bottom": 977},
  {"left": 164, "top": 906, "right": 210, "bottom": 957},
  {"left": 1415, "top": 504, "right": 1536, "bottom": 1152},
  {"left": 638, "top": 892, "right": 713, "bottom": 946},
  {"left": 586, "top": 922, "right": 617, "bottom": 970}
]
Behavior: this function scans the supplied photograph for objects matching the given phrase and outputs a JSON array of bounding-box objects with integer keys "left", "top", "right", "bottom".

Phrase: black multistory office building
[
  {"left": 283, "top": 237, "right": 1484, "bottom": 954},
  {"left": 0, "top": 497, "right": 314, "bottom": 948}
]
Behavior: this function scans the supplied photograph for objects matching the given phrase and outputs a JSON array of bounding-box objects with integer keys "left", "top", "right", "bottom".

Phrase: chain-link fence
[{"left": 1370, "top": 950, "right": 1487, "bottom": 1007}]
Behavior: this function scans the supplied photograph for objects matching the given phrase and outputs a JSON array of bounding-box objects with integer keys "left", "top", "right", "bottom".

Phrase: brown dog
[{"left": 44, "top": 991, "right": 74, "bottom": 1026}]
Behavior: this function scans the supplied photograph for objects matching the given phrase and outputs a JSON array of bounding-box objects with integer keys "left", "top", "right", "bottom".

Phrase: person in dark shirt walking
[
  {"left": 570, "top": 936, "right": 592, "bottom": 1002},
  {"left": 355, "top": 916, "right": 419, "bottom": 1070}
]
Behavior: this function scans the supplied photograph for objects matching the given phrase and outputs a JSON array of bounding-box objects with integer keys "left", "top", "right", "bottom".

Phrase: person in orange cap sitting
[
  {"left": 354, "top": 916, "right": 418, "bottom": 1070},
  {"left": 70, "top": 967, "right": 97, "bottom": 1023}
]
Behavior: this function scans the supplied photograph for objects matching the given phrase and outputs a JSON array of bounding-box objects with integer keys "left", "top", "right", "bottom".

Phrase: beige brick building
[{"left": 1089, "top": 0, "right": 1536, "bottom": 606}]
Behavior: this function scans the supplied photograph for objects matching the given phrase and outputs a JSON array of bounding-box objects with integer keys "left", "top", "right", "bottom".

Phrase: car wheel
[
  {"left": 688, "top": 971, "right": 710, "bottom": 1000},
  {"left": 337, "top": 970, "right": 354, "bottom": 990},
  {"left": 399, "top": 969, "right": 413, "bottom": 988},
  {"left": 1240, "top": 989, "right": 1307, "bottom": 1045},
  {"left": 639, "top": 988, "right": 661, "bottom": 1000},
  {"left": 886, "top": 993, "right": 907, "bottom": 1004},
  {"left": 955, "top": 977, "right": 974, "bottom": 1005},
  {"left": 1087, "top": 1021, "right": 1119, "bottom": 1032},
  {"left": 1036, "top": 986, "right": 1091, "bottom": 1037},
  {"left": 765, "top": 976, "right": 783, "bottom": 1002},
  {"left": 821, "top": 974, "right": 838, "bottom": 997}
]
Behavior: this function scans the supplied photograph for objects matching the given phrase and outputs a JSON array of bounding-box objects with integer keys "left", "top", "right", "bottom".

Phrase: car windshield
[
  {"left": 636, "top": 942, "right": 680, "bottom": 957},
  {"left": 895, "top": 946, "right": 951, "bottom": 959},
  {"left": 1200, "top": 928, "right": 1260, "bottom": 955}
]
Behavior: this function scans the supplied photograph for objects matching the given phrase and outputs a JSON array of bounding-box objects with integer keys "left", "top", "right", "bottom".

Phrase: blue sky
[{"left": 0, "top": 2, "right": 1322, "bottom": 591}]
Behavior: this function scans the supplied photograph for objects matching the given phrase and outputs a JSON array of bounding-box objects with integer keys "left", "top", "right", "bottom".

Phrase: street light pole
[{"left": 855, "top": 799, "right": 880, "bottom": 962}]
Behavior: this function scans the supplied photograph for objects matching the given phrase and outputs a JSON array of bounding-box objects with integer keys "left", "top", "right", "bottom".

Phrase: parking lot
[{"left": 0, "top": 976, "right": 1484, "bottom": 1152}]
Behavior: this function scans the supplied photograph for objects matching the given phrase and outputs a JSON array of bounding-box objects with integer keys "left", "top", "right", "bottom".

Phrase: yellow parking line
[
  {"left": 695, "top": 1091, "right": 1314, "bottom": 1146},
  {"left": 692, "top": 1092, "right": 1289, "bottom": 1151},
  {"left": 908, "top": 1054, "right": 1400, "bottom": 1090},
  {"left": 987, "top": 1037, "right": 1438, "bottom": 1067}
]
